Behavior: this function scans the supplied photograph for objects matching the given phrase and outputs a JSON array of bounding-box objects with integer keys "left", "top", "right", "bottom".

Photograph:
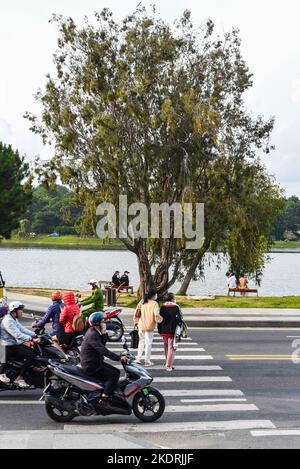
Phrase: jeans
[
  {"left": 137, "top": 331, "right": 154, "bottom": 364},
  {"left": 162, "top": 336, "right": 176, "bottom": 368}
]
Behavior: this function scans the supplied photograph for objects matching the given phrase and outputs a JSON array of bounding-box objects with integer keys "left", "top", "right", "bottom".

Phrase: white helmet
[
  {"left": 88, "top": 279, "right": 98, "bottom": 285},
  {"left": 9, "top": 301, "right": 25, "bottom": 313}
]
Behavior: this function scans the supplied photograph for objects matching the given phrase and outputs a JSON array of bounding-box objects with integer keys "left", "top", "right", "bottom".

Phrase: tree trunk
[
  {"left": 177, "top": 240, "right": 211, "bottom": 296},
  {"left": 176, "top": 252, "right": 203, "bottom": 296},
  {"left": 136, "top": 242, "right": 155, "bottom": 300}
]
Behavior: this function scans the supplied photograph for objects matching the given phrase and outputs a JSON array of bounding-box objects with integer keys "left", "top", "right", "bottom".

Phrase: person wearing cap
[
  {"left": 32, "top": 291, "right": 64, "bottom": 353},
  {"left": 120, "top": 271, "right": 130, "bottom": 288},
  {"left": 0, "top": 302, "right": 41, "bottom": 387},
  {"left": 80, "top": 279, "right": 104, "bottom": 321}
]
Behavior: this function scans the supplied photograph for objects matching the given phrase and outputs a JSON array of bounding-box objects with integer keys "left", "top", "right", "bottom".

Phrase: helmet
[
  {"left": 89, "top": 312, "right": 106, "bottom": 327},
  {"left": 88, "top": 279, "right": 98, "bottom": 285},
  {"left": 51, "top": 291, "right": 62, "bottom": 301},
  {"left": 9, "top": 301, "right": 25, "bottom": 313}
]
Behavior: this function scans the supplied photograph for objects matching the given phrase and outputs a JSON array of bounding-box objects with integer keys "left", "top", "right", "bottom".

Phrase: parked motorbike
[
  {"left": 0, "top": 334, "right": 65, "bottom": 391},
  {"left": 42, "top": 338, "right": 165, "bottom": 423},
  {"left": 105, "top": 308, "right": 125, "bottom": 342}
]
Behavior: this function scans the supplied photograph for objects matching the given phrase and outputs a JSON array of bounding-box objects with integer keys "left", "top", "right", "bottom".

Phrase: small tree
[{"left": 0, "top": 143, "right": 32, "bottom": 238}]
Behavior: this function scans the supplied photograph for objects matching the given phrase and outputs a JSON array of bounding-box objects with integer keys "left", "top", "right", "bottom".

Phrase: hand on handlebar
[
  {"left": 33, "top": 338, "right": 41, "bottom": 344},
  {"left": 121, "top": 356, "right": 130, "bottom": 363}
]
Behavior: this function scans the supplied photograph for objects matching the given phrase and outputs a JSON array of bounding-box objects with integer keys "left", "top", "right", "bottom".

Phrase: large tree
[
  {"left": 0, "top": 142, "right": 32, "bottom": 238},
  {"left": 26, "top": 6, "right": 281, "bottom": 297}
]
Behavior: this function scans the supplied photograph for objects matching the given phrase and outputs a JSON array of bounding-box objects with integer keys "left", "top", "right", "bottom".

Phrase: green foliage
[
  {"left": 24, "top": 184, "right": 81, "bottom": 234},
  {"left": 0, "top": 142, "right": 32, "bottom": 238},
  {"left": 273, "top": 196, "right": 300, "bottom": 240}
]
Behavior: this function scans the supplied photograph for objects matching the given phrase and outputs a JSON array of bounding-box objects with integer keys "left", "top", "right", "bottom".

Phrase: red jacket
[{"left": 60, "top": 292, "right": 80, "bottom": 334}]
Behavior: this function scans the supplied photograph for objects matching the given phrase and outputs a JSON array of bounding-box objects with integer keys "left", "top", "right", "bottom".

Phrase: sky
[{"left": 0, "top": 0, "right": 300, "bottom": 196}]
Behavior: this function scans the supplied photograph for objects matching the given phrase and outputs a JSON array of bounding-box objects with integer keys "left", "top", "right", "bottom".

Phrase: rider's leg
[{"left": 51, "top": 335, "right": 65, "bottom": 354}]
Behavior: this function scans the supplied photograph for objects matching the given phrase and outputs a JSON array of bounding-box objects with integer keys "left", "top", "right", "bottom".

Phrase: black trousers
[
  {"left": 6, "top": 344, "right": 37, "bottom": 377},
  {"left": 89, "top": 363, "right": 120, "bottom": 396}
]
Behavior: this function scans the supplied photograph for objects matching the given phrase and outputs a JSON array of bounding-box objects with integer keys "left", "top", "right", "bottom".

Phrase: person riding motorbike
[
  {"left": 32, "top": 291, "right": 65, "bottom": 354},
  {"left": 80, "top": 280, "right": 104, "bottom": 321},
  {"left": 0, "top": 301, "right": 41, "bottom": 388},
  {"left": 80, "top": 312, "right": 129, "bottom": 412},
  {"left": 58, "top": 292, "right": 82, "bottom": 348}
]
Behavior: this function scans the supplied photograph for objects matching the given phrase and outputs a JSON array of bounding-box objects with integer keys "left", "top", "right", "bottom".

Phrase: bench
[{"left": 228, "top": 288, "right": 258, "bottom": 297}]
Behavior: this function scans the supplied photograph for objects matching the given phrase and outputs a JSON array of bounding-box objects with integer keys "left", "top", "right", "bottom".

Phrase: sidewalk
[
  {"left": 0, "top": 430, "right": 159, "bottom": 449},
  {"left": 9, "top": 292, "right": 300, "bottom": 328}
]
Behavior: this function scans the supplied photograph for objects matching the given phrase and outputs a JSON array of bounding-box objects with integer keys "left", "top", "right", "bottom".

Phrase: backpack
[{"left": 72, "top": 313, "right": 85, "bottom": 333}]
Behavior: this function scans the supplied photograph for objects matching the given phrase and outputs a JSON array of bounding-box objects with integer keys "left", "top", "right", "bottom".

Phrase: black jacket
[
  {"left": 80, "top": 327, "right": 120, "bottom": 373},
  {"left": 112, "top": 274, "right": 121, "bottom": 286},
  {"left": 120, "top": 275, "right": 129, "bottom": 286},
  {"left": 158, "top": 303, "right": 183, "bottom": 336}
]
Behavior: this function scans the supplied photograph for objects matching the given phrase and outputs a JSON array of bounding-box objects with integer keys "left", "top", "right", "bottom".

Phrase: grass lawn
[
  {"left": 0, "top": 236, "right": 125, "bottom": 250},
  {"left": 1, "top": 237, "right": 300, "bottom": 251},
  {"left": 7, "top": 288, "right": 300, "bottom": 309}
]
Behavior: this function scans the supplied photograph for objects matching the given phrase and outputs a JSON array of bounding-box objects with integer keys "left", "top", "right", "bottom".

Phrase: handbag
[{"left": 130, "top": 326, "right": 139, "bottom": 349}]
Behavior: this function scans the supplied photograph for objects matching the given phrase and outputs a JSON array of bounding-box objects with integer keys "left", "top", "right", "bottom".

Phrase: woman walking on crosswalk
[
  {"left": 158, "top": 293, "right": 183, "bottom": 372},
  {"left": 133, "top": 288, "right": 162, "bottom": 367}
]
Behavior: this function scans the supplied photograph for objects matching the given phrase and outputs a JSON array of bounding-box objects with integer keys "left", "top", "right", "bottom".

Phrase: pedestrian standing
[
  {"left": 133, "top": 288, "right": 162, "bottom": 367},
  {"left": 158, "top": 293, "right": 183, "bottom": 372}
]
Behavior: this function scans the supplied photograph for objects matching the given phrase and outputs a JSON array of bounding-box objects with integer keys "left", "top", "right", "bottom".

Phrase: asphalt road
[{"left": 2, "top": 324, "right": 300, "bottom": 449}]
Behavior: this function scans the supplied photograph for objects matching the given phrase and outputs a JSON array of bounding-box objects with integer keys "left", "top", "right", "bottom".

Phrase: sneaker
[
  {"left": 0, "top": 374, "right": 10, "bottom": 384},
  {"left": 15, "top": 379, "right": 30, "bottom": 389},
  {"left": 144, "top": 362, "right": 154, "bottom": 367}
]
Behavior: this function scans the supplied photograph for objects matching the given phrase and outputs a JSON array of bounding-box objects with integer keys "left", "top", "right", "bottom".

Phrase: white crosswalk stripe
[{"left": 154, "top": 376, "right": 232, "bottom": 383}]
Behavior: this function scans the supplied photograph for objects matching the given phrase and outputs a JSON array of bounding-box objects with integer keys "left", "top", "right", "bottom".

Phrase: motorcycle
[
  {"left": 0, "top": 334, "right": 66, "bottom": 391},
  {"left": 32, "top": 319, "right": 84, "bottom": 365},
  {"left": 42, "top": 338, "right": 165, "bottom": 423},
  {"left": 105, "top": 308, "right": 125, "bottom": 342}
]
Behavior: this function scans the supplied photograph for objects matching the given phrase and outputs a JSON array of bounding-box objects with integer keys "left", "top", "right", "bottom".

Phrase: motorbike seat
[{"left": 59, "top": 364, "right": 104, "bottom": 386}]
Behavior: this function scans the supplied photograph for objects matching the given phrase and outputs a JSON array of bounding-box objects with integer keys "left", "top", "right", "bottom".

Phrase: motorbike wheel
[
  {"left": 107, "top": 320, "right": 124, "bottom": 342},
  {"left": 132, "top": 387, "right": 165, "bottom": 422},
  {"left": 45, "top": 402, "right": 77, "bottom": 423}
]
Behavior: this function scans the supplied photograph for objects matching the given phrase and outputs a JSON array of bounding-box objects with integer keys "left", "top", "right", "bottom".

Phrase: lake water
[{"left": 0, "top": 247, "right": 299, "bottom": 297}]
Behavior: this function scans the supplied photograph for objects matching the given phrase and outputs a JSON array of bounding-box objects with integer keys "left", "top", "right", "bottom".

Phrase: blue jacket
[{"left": 36, "top": 300, "right": 64, "bottom": 334}]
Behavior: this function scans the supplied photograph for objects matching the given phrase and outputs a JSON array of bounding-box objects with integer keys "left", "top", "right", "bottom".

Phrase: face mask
[
  {"left": 100, "top": 322, "right": 107, "bottom": 334},
  {"left": 89, "top": 285, "right": 94, "bottom": 291}
]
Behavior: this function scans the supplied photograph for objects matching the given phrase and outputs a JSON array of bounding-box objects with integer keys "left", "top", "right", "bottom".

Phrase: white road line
[
  {"left": 251, "top": 430, "right": 300, "bottom": 437},
  {"left": 65, "top": 420, "right": 275, "bottom": 433},
  {"left": 150, "top": 355, "right": 213, "bottom": 360},
  {"left": 161, "top": 389, "right": 245, "bottom": 397},
  {"left": 180, "top": 398, "right": 248, "bottom": 403},
  {"left": 0, "top": 401, "right": 43, "bottom": 405},
  {"left": 165, "top": 404, "right": 258, "bottom": 413},
  {"left": 155, "top": 376, "right": 232, "bottom": 383},
  {"left": 114, "top": 365, "right": 222, "bottom": 371},
  {"left": 107, "top": 348, "right": 205, "bottom": 352}
]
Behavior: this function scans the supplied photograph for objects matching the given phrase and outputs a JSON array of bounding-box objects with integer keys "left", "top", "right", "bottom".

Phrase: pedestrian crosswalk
[
  {"left": 0, "top": 330, "right": 277, "bottom": 441},
  {"left": 104, "top": 331, "right": 276, "bottom": 434}
]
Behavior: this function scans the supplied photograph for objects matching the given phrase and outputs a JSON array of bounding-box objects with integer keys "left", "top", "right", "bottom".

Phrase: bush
[{"left": 55, "top": 226, "right": 79, "bottom": 235}]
